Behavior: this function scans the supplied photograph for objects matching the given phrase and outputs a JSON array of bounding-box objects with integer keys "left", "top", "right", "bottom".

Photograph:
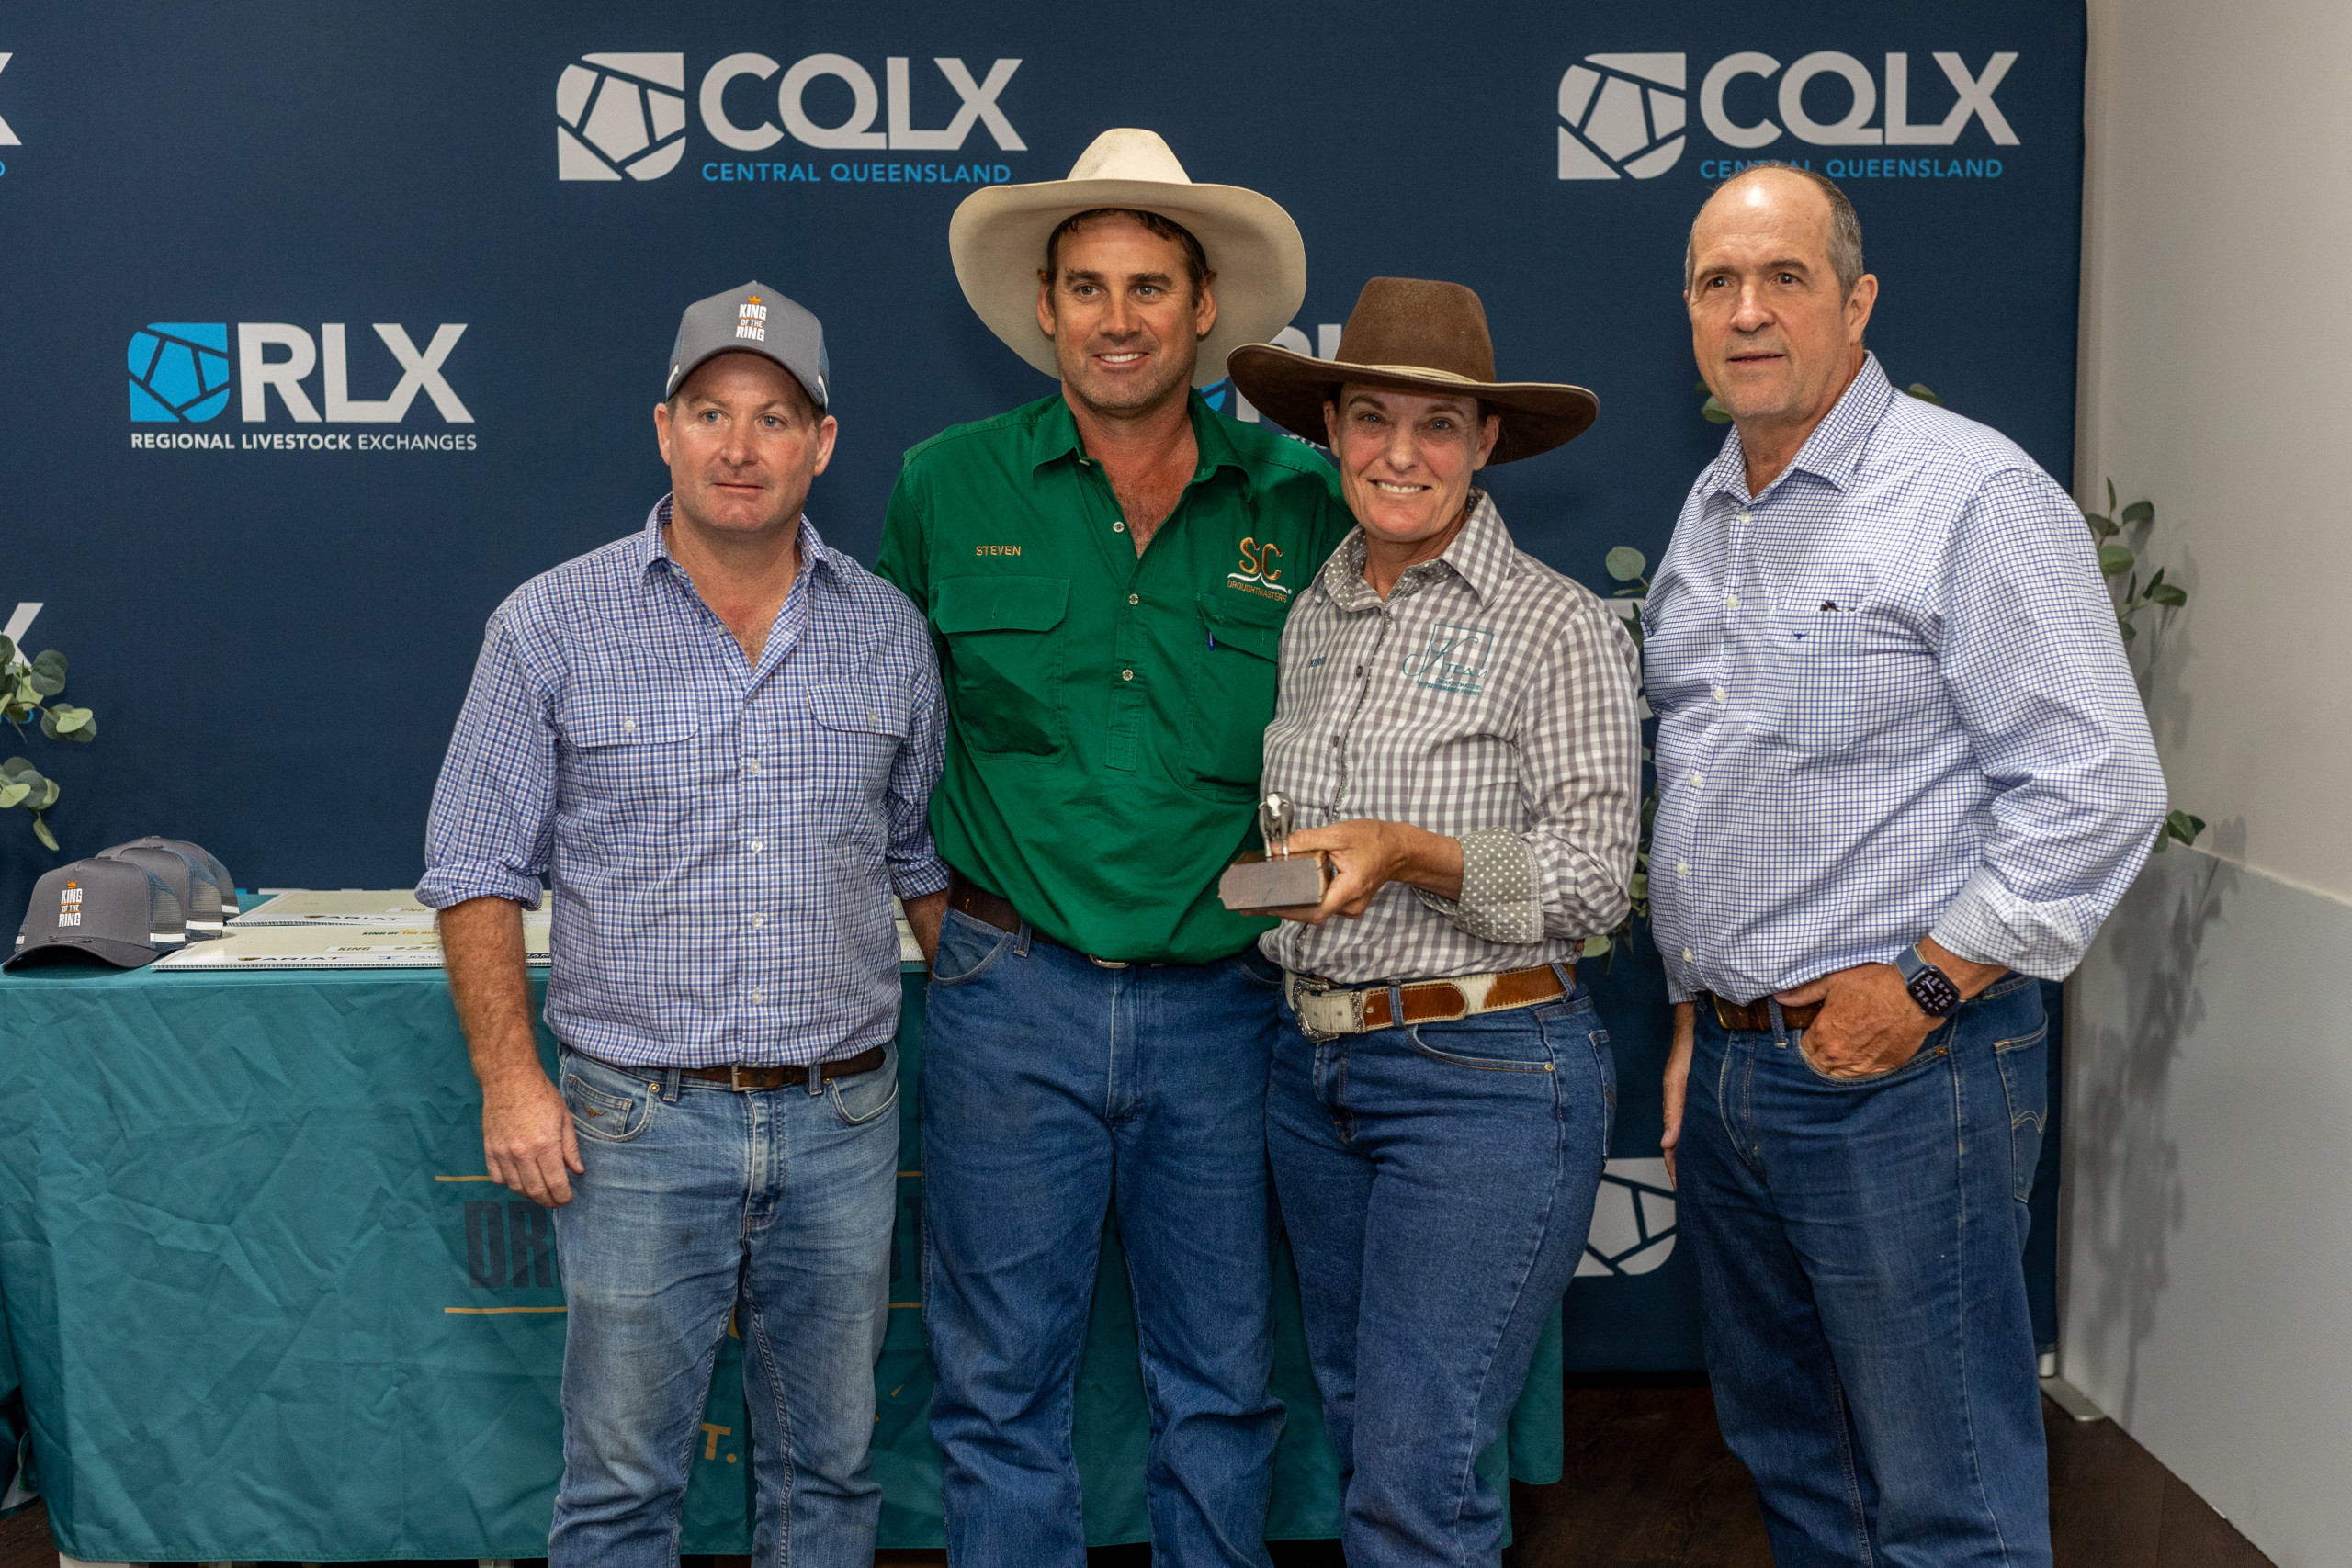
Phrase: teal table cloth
[{"left": 0, "top": 957, "right": 1561, "bottom": 1560}]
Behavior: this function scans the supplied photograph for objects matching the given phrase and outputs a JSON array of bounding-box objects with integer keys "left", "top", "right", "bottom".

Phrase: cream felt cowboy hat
[{"left": 946, "top": 128, "right": 1306, "bottom": 388}]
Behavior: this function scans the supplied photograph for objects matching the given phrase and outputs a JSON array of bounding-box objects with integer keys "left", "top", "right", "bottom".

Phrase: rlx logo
[{"left": 126, "top": 322, "right": 471, "bottom": 424}]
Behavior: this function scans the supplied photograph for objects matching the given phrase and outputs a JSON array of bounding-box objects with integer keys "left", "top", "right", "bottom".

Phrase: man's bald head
[{"left": 1685, "top": 164, "right": 1865, "bottom": 300}]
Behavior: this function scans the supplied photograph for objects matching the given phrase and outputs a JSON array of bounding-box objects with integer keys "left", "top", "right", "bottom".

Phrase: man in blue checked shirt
[
  {"left": 1645, "top": 168, "right": 2164, "bottom": 1567},
  {"left": 418, "top": 282, "right": 948, "bottom": 1568}
]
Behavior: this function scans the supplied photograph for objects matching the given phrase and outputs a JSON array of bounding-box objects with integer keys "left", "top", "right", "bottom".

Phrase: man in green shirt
[{"left": 877, "top": 129, "right": 1351, "bottom": 1566}]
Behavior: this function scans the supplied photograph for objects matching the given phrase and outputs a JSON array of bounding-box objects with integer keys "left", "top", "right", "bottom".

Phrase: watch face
[{"left": 1907, "top": 968, "right": 1963, "bottom": 1018}]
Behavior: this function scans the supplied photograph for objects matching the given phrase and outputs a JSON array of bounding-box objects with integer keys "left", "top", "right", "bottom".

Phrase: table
[{"left": 0, "top": 953, "right": 1569, "bottom": 1560}]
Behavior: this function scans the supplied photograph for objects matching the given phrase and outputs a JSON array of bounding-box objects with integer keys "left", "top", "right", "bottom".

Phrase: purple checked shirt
[{"left": 419, "top": 498, "right": 948, "bottom": 1067}]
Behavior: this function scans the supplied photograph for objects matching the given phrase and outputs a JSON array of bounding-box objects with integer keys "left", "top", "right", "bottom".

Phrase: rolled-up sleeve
[
  {"left": 885, "top": 623, "right": 950, "bottom": 900},
  {"left": 1417, "top": 603, "right": 1644, "bottom": 943},
  {"left": 417, "top": 604, "right": 556, "bottom": 911},
  {"left": 1927, "top": 471, "right": 2166, "bottom": 977}
]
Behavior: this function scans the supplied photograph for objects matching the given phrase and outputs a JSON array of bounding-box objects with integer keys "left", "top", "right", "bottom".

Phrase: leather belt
[
  {"left": 1286, "top": 964, "right": 1570, "bottom": 1038},
  {"left": 584, "top": 1046, "right": 886, "bottom": 1092},
  {"left": 1702, "top": 992, "right": 1823, "bottom": 1033},
  {"left": 946, "top": 871, "right": 1157, "bottom": 968}
]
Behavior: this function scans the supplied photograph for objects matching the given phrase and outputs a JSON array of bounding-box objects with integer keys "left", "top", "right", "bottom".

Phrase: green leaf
[
  {"left": 29, "top": 776, "right": 58, "bottom": 811},
  {"left": 2149, "top": 583, "right": 2188, "bottom": 606},
  {"left": 1905, "top": 382, "right": 1943, "bottom": 405},
  {"left": 2081, "top": 512, "right": 2114, "bottom": 537},
  {"left": 31, "top": 813, "right": 58, "bottom": 852},
  {"left": 37, "top": 709, "right": 58, "bottom": 741},
  {"left": 0, "top": 781, "right": 27, "bottom": 809},
  {"left": 28, "top": 649, "right": 66, "bottom": 697},
  {"left": 0, "top": 755, "right": 38, "bottom": 784},
  {"left": 1605, "top": 546, "right": 1647, "bottom": 581},
  {"left": 2098, "top": 542, "right": 2135, "bottom": 578},
  {"left": 2165, "top": 809, "right": 2206, "bottom": 844},
  {"left": 68, "top": 712, "right": 97, "bottom": 742},
  {"left": 1581, "top": 933, "right": 1613, "bottom": 959},
  {"left": 0, "top": 635, "right": 13, "bottom": 667},
  {"left": 1694, "top": 380, "right": 1713, "bottom": 396},
  {"left": 1629, "top": 871, "right": 1649, "bottom": 901},
  {"left": 2150, "top": 831, "right": 2168, "bottom": 854},
  {"left": 2119, "top": 617, "right": 2138, "bottom": 643},
  {"left": 2106, "top": 478, "right": 2118, "bottom": 514},
  {"left": 49, "top": 705, "right": 91, "bottom": 735},
  {"left": 1701, "top": 394, "right": 1731, "bottom": 424},
  {"left": 2120, "top": 500, "right": 2154, "bottom": 525}
]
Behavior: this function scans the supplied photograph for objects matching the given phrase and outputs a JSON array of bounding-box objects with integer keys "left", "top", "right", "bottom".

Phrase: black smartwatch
[{"left": 1895, "top": 942, "right": 1962, "bottom": 1018}]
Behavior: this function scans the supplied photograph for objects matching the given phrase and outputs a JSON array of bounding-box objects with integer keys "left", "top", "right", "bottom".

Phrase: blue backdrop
[{"left": 0, "top": 3, "right": 2085, "bottom": 1369}]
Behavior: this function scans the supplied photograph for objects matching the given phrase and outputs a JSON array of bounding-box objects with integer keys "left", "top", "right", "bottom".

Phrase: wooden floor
[{"left": 0, "top": 1381, "right": 2273, "bottom": 1567}]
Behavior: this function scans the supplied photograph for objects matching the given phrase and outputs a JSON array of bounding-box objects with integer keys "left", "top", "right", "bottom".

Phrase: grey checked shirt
[{"left": 1257, "top": 492, "right": 1643, "bottom": 985}]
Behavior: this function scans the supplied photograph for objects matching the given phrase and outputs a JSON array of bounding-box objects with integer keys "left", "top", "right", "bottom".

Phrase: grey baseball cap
[
  {"left": 102, "top": 838, "right": 232, "bottom": 937},
  {"left": 664, "top": 281, "right": 831, "bottom": 411},
  {"left": 7, "top": 856, "right": 187, "bottom": 971}
]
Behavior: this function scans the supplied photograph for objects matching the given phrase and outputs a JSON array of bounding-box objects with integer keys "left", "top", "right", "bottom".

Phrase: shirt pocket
[
  {"left": 932, "top": 574, "right": 1069, "bottom": 757},
  {"left": 808, "top": 688, "right": 910, "bottom": 858},
  {"left": 1184, "top": 593, "right": 1287, "bottom": 798},
  {"left": 1743, "top": 606, "right": 1930, "bottom": 758},
  {"left": 554, "top": 694, "right": 712, "bottom": 864}
]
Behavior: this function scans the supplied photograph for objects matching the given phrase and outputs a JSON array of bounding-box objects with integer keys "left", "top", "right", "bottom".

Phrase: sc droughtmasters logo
[
  {"left": 1557, "top": 48, "right": 2019, "bottom": 184},
  {"left": 126, "top": 319, "right": 476, "bottom": 455},
  {"left": 558, "top": 49, "right": 1026, "bottom": 188}
]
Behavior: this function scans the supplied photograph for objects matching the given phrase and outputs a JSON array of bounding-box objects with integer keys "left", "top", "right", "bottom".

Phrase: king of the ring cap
[
  {"left": 665, "top": 281, "right": 830, "bottom": 412},
  {"left": 101, "top": 840, "right": 226, "bottom": 938},
  {"left": 105, "top": 836, "right": 235, "bottom": 932},
  {"left": 6, "top": 856, "right": 187, "bottom": 972}
]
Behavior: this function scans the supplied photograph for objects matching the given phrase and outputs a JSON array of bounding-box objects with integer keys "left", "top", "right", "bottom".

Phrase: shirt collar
[
  {"left": 1029, "top": 389, "right": 1258, "bottom": 494},
  {"left": 1317, "top": 488, "right": 1513, "bottom": 608},
  {"left": 639, "top": 493, "right": 834, "bottom": 587},
  {"left": 1701, "top": 351, "right": 1897, "bottom": 503}
]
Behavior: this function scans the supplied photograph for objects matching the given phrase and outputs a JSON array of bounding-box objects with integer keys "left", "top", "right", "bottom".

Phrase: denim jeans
[
  {"left": 920, "top": 908, "right": 1286, "bottom": 1568},
  {"left": 547, "top": 1043, "right": 900, "bottom": 1568},
  {"left": 1266, "top": 977, "right": 1613, "bottom": 1568},
  {"left": 1680, "top": 975, "right": 2052, "bottom": 1567}
]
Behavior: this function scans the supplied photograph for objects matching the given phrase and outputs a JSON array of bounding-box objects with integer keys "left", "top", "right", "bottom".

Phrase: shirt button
[
  {"left": 1690, "top": 773, "right": 1705, "bottom": 786},
  {"left": 744, "top": 758, "right": 760, "bottom": 774},
  {"left": 1676, "top": 861, "right": 1690, "bottom": 875},
  {"left": 1354, "top": 665, "right": 1365, "bottom": 678},
  {"left": 1736, "top": 512, "right": 1752, "bottom": 525},
  {"left": 749, "top": 913, "right": 764, "bottom": 929},
  {"left": 1122, "top": 669, "right": 1135, "bottom": 681},
  {"left": 1727, "top": 593, "right": 1741, "bottom": 608},
  {"left": 621, "top": 716, "right": 636, "bottom": 734},
  {"left": 1683, "top": 947, "right": 1696, "bottom": 963},
  {"left": 1713, "top": 686, "right": 1728, "bottom": 703},
  {"left": 1128, "top": 593, "right": 1140, "bottom": 605},
  {"left": 748, "top": 840, "right": 763, "bottom": 854},
  {"left": 1113, "top": 520, "right": 1127, "bottom": 533},
  {"left": 868, "top": 710, "right": 878, "bottom": 722},
  {"left": 751, "top": 988, "right": 763, "bottom": 1004}
]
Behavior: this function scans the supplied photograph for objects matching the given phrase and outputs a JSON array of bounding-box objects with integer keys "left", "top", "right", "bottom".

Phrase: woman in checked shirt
[{"left": 1224, "top": 278, "right": 1641, "bottom": 1568}]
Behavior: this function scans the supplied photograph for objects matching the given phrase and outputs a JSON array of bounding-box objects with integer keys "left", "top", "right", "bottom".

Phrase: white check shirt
[
  {"left": 1645, "top": 355, "right": 2165, "bottom": 1004},
  {"left": 1258, "top": 493, "right": 1643, "bottom": 985}
]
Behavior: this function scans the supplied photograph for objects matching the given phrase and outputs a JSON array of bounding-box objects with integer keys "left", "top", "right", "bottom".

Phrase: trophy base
[{"left": 1218, "top": 851, "right": 1332, "bottom": 916}]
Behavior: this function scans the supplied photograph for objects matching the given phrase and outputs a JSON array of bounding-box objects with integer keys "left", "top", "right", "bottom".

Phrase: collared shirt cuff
[
  {"left": 1666, "top": 974, "right": 1696, "bottom": 1005},
  {"left": 1413, "top": 829, "right": 1541, "bottom": 946},
  {"left": 416, "top": 867, "right": 545, "bottom": 912},
  {"left": 1928, "top": 872, "right": 2068, "bottom": 979},
  {"left": 890, "top": 853, "right": 951, "bottom": 902}
]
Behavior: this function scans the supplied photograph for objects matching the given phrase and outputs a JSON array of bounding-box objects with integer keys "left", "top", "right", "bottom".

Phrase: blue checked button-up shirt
[
  {"left": 419, "top": 499, "right": 949, "bottom": 1066},
  {"left": 1645, "top": 355, "right": 2165, "bottom": 1005}
]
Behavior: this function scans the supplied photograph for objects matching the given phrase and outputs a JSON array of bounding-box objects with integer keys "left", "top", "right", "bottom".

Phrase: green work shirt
[{"left": 877, "top": 390, "right": 1354, "bottom": 964}]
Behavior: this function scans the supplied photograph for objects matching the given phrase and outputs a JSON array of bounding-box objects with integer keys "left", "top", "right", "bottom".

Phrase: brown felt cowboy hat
[{"left": 1226, "top": 278, "right": 1598, "bottom": 463}]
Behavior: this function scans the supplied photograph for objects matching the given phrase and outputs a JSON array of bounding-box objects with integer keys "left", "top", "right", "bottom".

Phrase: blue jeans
[
  {"left": 921, "top": 908, "right": 1286, "bottom": 1567},
  {"left": 1267, "top": 978, "right": 1613, "bottom": 1568},
  {"left": 547, "top": 1043, "right": 900, "bottom": 1568},
  {"left": 1680, "top": 976, "right": 2052, "bottom": 1567}
]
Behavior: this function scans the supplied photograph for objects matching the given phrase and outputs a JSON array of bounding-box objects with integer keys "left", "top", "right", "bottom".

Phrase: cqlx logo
[
  {"left": 1560, "top": 50, "right": 2019, "bottom": 181},
  {"left": 1577, "top": 1158, "right": 1678, "bottom": 1277},
  {"left": 559, "top": 50, "right": 1024, "bottom": 181}
]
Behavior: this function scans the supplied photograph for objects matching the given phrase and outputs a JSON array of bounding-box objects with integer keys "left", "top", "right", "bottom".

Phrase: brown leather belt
[
  {"left": 586, "top": 1047, "right": 886, "bottom": 1092},
  {"left": 946, "top": 871, "right": 1161, "bottom": 968},
  {"left": 1288, "top": 964, "right": 1571, "bottom": 1037},
  {"left": 1702, "top": 992, "right": 1823, "bottom": 1032}
]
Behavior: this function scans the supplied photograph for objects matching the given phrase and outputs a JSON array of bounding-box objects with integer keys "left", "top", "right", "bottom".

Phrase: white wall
[{"left": 2065, "top": 1, "right": 2352, "bottom": 1562}]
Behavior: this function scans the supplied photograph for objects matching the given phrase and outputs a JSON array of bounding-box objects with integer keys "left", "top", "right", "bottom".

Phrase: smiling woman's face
[{"left": 1322, "top": 384, "right": 1500, "bottom": 551}]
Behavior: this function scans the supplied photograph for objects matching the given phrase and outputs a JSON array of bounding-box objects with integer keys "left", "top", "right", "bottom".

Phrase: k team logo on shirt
[{"left": 1406, "top": 624, "right": 1493, "bottom": 694}]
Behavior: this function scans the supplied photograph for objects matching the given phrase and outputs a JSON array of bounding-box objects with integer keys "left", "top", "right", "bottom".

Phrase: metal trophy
[{"left": 1217, "top": 791, "right": 1334, "bottom": 915}]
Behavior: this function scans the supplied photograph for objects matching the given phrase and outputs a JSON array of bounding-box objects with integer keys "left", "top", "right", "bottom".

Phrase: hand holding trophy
[{"left": 1217, "top": 791, "right": 1334, "bottom": 916}]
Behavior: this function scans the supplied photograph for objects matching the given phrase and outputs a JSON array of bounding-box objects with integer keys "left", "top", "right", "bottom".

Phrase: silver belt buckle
[{"left": 1284, "top": 970, "right": 1351, "bottom": 1041}]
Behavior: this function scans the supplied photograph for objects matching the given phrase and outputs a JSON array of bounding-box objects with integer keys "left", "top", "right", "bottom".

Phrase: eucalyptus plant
[
  {"left": 2082, "top": 480, "right": 2203, "bottom": 853},
  {"left": 2, "top": 635, "right": 96, "bottom": 851}
]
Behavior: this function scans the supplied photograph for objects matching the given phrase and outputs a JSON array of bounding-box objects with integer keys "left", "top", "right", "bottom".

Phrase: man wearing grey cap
[{"left": 420, "top": 282, "right": 949, "bottom": 1568}]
